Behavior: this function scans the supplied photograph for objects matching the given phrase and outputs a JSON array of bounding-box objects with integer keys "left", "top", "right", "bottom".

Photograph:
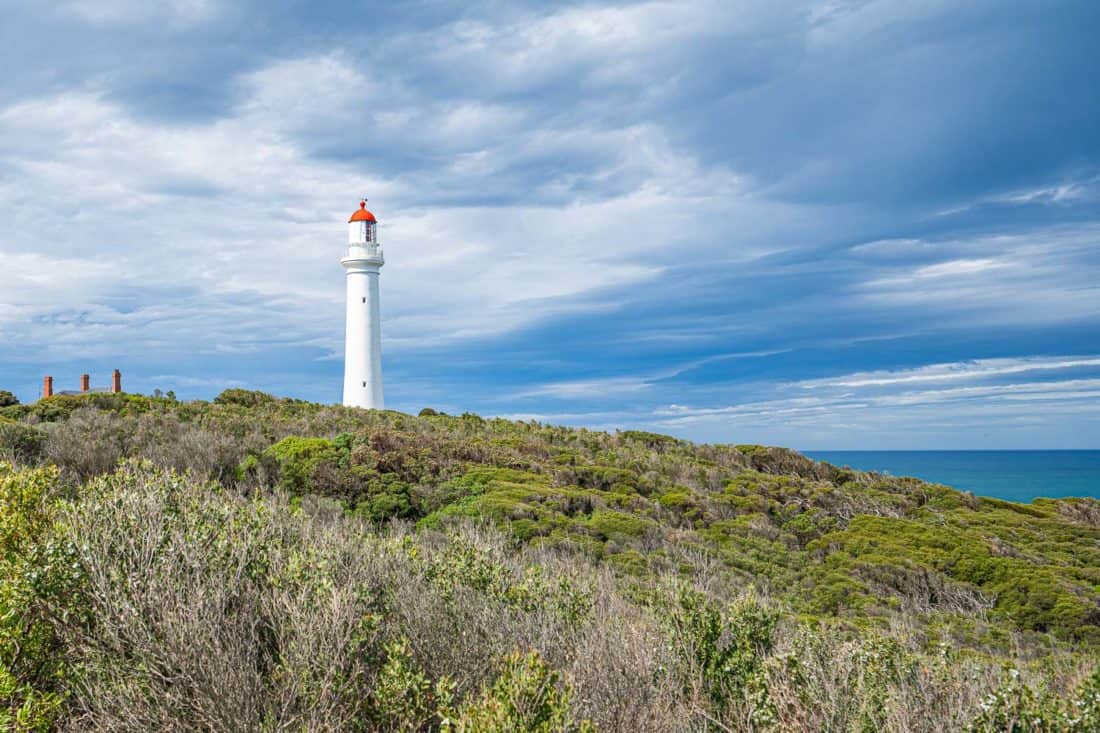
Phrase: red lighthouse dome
[{"left": 349, "top": 200, "right": 376, "bottom": 223}]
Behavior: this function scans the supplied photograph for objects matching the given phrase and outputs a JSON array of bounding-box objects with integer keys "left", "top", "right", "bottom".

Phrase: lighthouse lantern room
[
  {"left": 348, "top": 200, "right": 378, "bottom": 243},
  {"left": 342, "top": 199, "right": 385, "bottom": 409}
]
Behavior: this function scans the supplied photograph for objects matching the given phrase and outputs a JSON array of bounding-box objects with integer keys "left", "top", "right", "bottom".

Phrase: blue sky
[{"left": 1, "top": 0, "right": 1098, "bottom": 449}]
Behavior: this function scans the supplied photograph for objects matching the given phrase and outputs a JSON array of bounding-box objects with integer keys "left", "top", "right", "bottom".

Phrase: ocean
[{"left": 802, "top": 450, "right": 1100, "bottom": 503}]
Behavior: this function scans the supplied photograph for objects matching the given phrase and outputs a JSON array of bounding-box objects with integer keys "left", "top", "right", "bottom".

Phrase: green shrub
[
  {"left": 1073, "top": 666, "right": 1100, "bottom": 731},
  {"left": 661, "top": 587, "right": 780, "bottom": 724},
  {"left": 235, "top": 453, "right": 261, "bottom": 483},
  {"left": 354, "top": 483, "right": 414, "bottom": 521},
  {"left": 24, "top": 395, "right": 89, "bottom": 423},
  {"left": 264, "top": 436, "right": 346, "bottom": 495},
  {"left": 0, "top": 463, "right": 82, "bottom": 730},
  {"left": 966, "top": 668, "right": 1072, "bottom": 732},
  {"left": 369, "top": 638, "right": 453, "bottom": 730},
  {"left": 606, "top": 548, "right": 648, "bottom": 576},
  {"left": 0, "top": 423, "right": 46, "bottom": 464},
  {"left": 656, "top": 489, "right": 695, "bottom": 508},
  {"left": 55, "top": 461, "right": 395, "bottom": 730},
  {"left": 440, "top": 650, "right": 592, "bottom": 733},
  {"left": 213, "top": 389, "right": 277, "bottom": 407},
  {"left": 559, "top": 465, "right": 638, "bottom": 492},
  {"left": 414, "top": 531, "right": 592, "bottom": 624},
  {"left": 586, "top": 510, "right": 654, "bottom": 540},
  {"left": 620, "top": 430, "right": 680, "bottom": 449},
  {"left": 0, "top": 406, "right": 29, "bottom": 422},
  {"left": 429, "top": 468, "right": 549, "bottom": 512}
]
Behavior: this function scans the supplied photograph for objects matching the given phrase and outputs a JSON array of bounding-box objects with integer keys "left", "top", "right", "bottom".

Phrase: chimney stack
[
  {"left": 80, "top": 373, "right": 90, "bottom": 393},
  {"left": 111, "top": 369, "right": 122, "bottom": 394},
  {"left": 43, "top": 375, "right": 53, "bottom": 398}
]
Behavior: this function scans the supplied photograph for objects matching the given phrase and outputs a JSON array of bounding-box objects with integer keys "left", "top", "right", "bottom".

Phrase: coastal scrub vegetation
[{"left": 0, "top": 390, "right": 1097, "bottom": 731}]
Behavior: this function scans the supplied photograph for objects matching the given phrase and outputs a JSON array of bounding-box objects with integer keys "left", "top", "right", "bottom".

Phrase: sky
[{"left": 1, "top": 0, "right": 1099, "bottom": 449}]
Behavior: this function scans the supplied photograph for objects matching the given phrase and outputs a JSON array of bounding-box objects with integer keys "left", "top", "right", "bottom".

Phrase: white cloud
[
  {"left": 416, "top": 0, "right": 793, "bottom": 93},
  {"left": 0, "top": 45, "right": 755, "bottom": 364},
  {"left": 628, "top": 356, "right": 1100, "bottom": 448},
  {"left": 998, "top": 182, "right": 1094, "bottom": 205},
  {"left": 516, "top": 377, "right": 653, "bottom": 400},
  {"left": 912, "top": 258, "right": 1005, "bottom": 278},
  {"left": 850, "top": 227, "right": 1100, "bottom": 325},
  {"left": 513, "top": 350, "right": 788, "bottom": 400},
  {"left": 801, "top": 355, "right": 1100, "bottom": 388},
  {"left": 935, "top": 175, "right": 1100, "bottom": 216}
]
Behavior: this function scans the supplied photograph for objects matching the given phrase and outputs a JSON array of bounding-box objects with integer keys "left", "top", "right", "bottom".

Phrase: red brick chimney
[
  {"left": 43, "top": 375, "right": 53, "bottom": 398},
  {"left": 80, "top": 373, "right": 90, "bottom": 393},
  {"left": 111, "top": 369, "right": 122, "bottom": 394}
]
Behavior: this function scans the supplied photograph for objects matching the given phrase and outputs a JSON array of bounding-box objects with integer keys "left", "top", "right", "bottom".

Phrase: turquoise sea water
[{"left": 802, "top": 451, "right": 1100, "bottom": 503}]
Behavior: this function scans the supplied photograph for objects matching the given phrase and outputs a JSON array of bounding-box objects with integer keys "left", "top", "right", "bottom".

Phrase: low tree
[{"left": 0, "top": 391, "right": 18, "bottom": 408}]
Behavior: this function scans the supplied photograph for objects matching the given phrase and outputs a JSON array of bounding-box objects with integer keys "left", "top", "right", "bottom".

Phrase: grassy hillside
[{"left": 0, "top": 390, "right": 1098, "bottom": 731}]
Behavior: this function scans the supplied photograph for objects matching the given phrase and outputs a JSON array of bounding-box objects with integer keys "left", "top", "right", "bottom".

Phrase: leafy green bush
[
  {"left": 414, "top": 531, "right": 592, "bottom": 624},
  {"left": 440, "top": 650, "right": 593, "bottom": 733},
  {"left": 558, "top": 465, "right": 638, "bottom": 492},
  {"left": 353, "top": 476, "right": 415, "bottom": 521},
  {"left": 1072, "top": 667, "right": 1100, "bottom": 731},
  {"left": 213, "top": 388, "right": 278, "bottom": 407},
  {"left": 586, "top": 510, "right": 654, "bottom": 540},
  {"left": 619, "top": 430, "right": 681, "bottom": 449},
  {"left": 368, "top": 638, "right": 453, "bottom": 730},
  {"left": 0, "top": 422, "right": 46, "bottom": 464},
  {"left": 966, "top": 667, "right": 1095, "bottom": 732},
  {"left": 264, "top": 436, "right": 346, "bottom": 494},
  {"left": 661, "top": 587, "right": 780, "bottom": 724},
  {"left": 0, "top": 463, "right": 82, "bottom": 731}
]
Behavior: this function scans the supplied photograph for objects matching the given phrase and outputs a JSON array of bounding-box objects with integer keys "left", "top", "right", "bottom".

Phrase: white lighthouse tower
[{"left": 342, "top": 200, "right": 384, "bottom": 409}]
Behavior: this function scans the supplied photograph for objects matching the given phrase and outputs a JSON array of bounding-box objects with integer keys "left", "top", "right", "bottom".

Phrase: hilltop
[{"left": 1, "top": 390, "right": 1098, "bottom": 731}]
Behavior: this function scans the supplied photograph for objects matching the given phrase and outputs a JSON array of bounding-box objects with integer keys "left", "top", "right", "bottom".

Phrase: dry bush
[
  {"left": 55, "top": 465, "right": 692, "bottom": 731},
  {"left": 882, "top": 656, "right": 1001, "bottom": 733},
  {"left": 131, "top": 414, "right": 246, "bottom": 484},
  {"left": 44, "top": 407, "right": 264, "bottom": 487},
  {"left": 760, "top": 620, "right": 1087, "bottom": 733},
  {"left": 1053, "top": 497, "right": 1100, "bottom": 527},
  {"left": 44, "top": 408, "right": 129, "bottom": 482},
  {"left": 386, "top": 525, "right": 584, "bottom": 689},
  {"left": 59, "top": 462, "right": 390, "bottom": 731},
  {"left": 567, "top": 581, "right": 687, "bottom": 732}
]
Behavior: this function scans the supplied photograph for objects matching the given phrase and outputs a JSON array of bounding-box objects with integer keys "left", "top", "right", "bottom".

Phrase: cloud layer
[{"left": 1, "top": 0, "right": 1098, "bottom": 448}]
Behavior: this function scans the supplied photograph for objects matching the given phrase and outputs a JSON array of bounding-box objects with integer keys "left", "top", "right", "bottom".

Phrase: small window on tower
[
  {"left": 362, "top": 381, "right": 366, "bottom": 388},
  {"left": 362, "top": 297, "right": 366, "bottom": 303}
]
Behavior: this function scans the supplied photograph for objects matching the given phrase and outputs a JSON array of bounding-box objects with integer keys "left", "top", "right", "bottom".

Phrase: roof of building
[{"left": 349, "top": 200, "right": 377, "bottom": 223}]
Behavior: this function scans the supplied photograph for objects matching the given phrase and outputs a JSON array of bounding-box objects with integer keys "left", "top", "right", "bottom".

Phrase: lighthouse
[{"left": 342, "top": 200, "right": 385, "bottom": 409}]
